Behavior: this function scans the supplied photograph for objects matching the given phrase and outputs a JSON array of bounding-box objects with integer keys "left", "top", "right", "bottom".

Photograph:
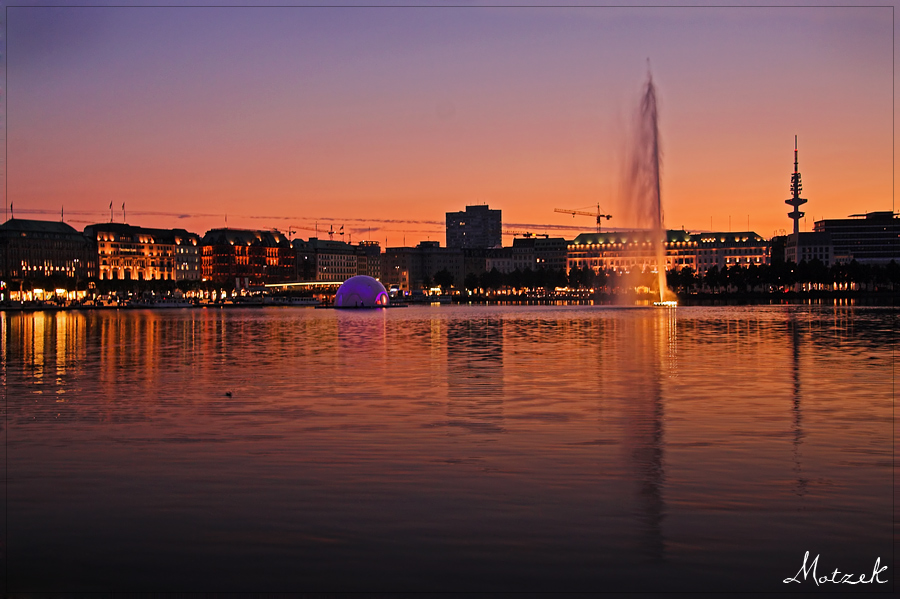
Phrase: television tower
[{"left": 785, "top": 135, "right": 807, "bottom": 235}]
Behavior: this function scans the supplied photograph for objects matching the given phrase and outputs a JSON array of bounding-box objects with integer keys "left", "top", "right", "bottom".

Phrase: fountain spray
[{"left": 626, "top": 66, "right": 668, "bottom": 303}]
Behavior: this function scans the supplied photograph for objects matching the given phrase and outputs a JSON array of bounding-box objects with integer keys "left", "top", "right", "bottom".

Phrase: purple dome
[{"left": 335, "top": 275, "right": 390, "bottom": 308}]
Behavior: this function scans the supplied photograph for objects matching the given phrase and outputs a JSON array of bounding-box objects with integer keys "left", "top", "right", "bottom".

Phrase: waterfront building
[
  {"left": 382, "top": 241, "right": 464, "bottom": 291},
  {"left": 0, "top": 218, "right": 97, "bottom": 289},
  {"left": 446, "top": 205, "right": 502, "bottom": 249},
  {"left": 568, "top": 229, "right": 695, "bottom": 274},
  {"left": 356, "top": 240, "right": 382, "bottom": 280},
  {"left": 292, "top": 239, "right": 318, "bottom": 281},
  {"left": 299, "top": 238, "right": 358, "bottom": 282},
  {"left": 813, "top": 211, "right": 898, "bottom": 265},
  {"left": 568, "top": 229, "right": 769, "bottom": 275},
  {"left": 201, "top": 228, "right": 293, "bottom": 288},
  {"left": 462, "top": 247, "right": 490, "bottom": 280},
  {"left": 485, "top": 244, "right": 536, "bottom": 274},
  {"left": 485, "top": 237, "right": 569, "bottom": 274},
  {"left": 84, "top": 222, "right": 199, "bottom": 282},
  {"left": 693, "top": 231, "right": 770, "bottom": 272},
  {"left": 532, "top": 237, "right": 569, "bottom": 271},
  {"left": 784, "top": 231, "right": 833, "bottom": 266}
]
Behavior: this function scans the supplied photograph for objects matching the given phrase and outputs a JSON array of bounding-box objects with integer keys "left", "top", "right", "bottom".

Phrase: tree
[
  {"left": 433, "top": 268, "right": 454, "bottom": 292},
  {"left": 704, "top": 265, "right": 721, "bottom": 292},
  {"left": 464, "top": 272, "right": 480, "bottom": 292}
]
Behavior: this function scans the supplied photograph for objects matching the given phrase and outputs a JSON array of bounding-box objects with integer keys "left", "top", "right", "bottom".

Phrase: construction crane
[
  {"left": 503, "top": 230, "right": 550, "bottom": 239},
  {"left": 287, "top": 224, "right": 318, "bottom": 240},
  {"left": 554, "top": 204, "right": 612, "bottom": 233}
]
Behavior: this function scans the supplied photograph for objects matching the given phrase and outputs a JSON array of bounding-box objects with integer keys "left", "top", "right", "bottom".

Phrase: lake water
[{"left": 2, "top": 304, "right": 894, "bottom": 592}]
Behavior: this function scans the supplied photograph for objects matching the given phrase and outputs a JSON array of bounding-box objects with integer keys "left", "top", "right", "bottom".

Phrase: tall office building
[
  {"left": 446, "top": 205, "right": 502, "bottom": 249},
  {"left": 813, "top": 211, "right": 899, "bottom": 265}
]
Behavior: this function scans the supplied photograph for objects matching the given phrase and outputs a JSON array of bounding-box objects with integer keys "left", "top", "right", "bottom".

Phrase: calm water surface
[{"left": 2, "top": 304, "right": 894, "bottom": 592}]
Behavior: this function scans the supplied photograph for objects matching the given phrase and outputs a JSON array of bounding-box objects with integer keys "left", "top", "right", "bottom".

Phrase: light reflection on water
[{"left": 1, "top": 305, "right": 894, "bottom": 592}]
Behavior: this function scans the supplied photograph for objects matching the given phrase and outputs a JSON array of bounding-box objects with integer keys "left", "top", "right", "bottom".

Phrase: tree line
[{"left": 428, "top": 259, "right": 900, "bottom": 295}]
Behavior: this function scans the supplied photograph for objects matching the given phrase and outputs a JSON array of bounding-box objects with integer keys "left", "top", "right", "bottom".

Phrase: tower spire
[{"left": 785, "top": 135, "right": 807, "bottom": 235}]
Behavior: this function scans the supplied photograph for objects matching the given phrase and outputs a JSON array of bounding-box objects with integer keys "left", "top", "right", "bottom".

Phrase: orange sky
[{"left": 4, "top": 2, "right": 893, "bottom": 244}]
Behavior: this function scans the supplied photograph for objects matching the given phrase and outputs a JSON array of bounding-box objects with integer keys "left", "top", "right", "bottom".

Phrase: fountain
[{"left": 623, "top": 68, "right": 673, "bottom": 305}]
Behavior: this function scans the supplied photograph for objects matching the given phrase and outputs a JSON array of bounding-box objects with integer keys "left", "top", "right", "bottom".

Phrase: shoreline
[{"left": 2, "top": 290, "right": 896, "bottom": 313}]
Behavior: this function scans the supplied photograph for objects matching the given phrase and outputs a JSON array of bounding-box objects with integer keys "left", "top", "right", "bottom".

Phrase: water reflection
[
  {"left": 445, "top": 316, "right": 504, "bottom": 434},
  {"left": 1, "top": 305, "right": 893, "bottom": 592},
  {"left": 596, "top": 309, "right": 669, "bottom": 563},
  {"left": 788, "top": 314, "right": 808, "bottom": 497}
]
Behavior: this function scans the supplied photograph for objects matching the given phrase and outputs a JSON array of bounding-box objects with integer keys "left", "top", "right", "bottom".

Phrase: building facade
[
  {"left": 0, "top": 218, "right": 97, "bottom": 286},
  {"left": 355, "top": 241, "right": 382, "bottom": 280},
  {"left": 568, "top": 229, "right": 695, "bottom": 274},
  {"left": 201, "top": 228, "right": 293, "bottom": 288},
  {"left": 300, "top": 238, "right": 358, "bottom": 282},
  {"left": 784, "top": 231, "right": 833, "bottom": 266},
  {"left": 446, "top": 205, "right": 502, "bottom": 249},
  {"left": 85, "top": 223, "right": 200, "bottom": 282},
  {"left": 485, "top": 243, "right": 536, "bottom": 274},
  {"left": 568, "top": 229, "right": 769, "bottom": 275},
  {"left": 812, "top": 211, "right": 898, "bottom": 265},
  {"left": 693, "top": 231, "right": 770, "bottom": 272},
  {"left": 382, "top": 242, "right": 464, "bottom": 291}
]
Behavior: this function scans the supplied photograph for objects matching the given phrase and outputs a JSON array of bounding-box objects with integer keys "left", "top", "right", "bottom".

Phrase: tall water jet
[{"left": 624, "top": 68, "right": 668, "bottom": 303}]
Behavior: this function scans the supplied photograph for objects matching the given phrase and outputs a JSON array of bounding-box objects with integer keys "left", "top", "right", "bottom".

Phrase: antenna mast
[{"left": 785, "top": 135, "right": 807, "bottom": 235}]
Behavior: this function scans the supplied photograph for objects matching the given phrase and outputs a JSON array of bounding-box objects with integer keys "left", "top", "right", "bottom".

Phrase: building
[
  {"left": 568, "top": 229, "right": 769, "bottom": 275},
  {"left": 201, "top": 228, "right": 293, "bottom": 288},
  {"left": 300, "top": 238, "right": 358, "bottom": 282},
  {"left": 693, "top": 231, "right": 770, "bottom": 272},
  {"left": 568, "top": 229, "right": 695, "bottom": 274},
  {"left": 0, "top": 218, "right": 97, "bottom": 289},
  {"left": 382, "top": 242, "right": 464, "bottom": 291},
  {"left": 813, "top": 211, "right": 899, "bottom": 265},
  {"left": 355, "top": 241, "right": 382, "bottom": 280},
  {"left": 485, "top": 243, "right": 536, "bottom": 274},
  {"left": 484, "top": 237, "right": 569, "bottom": 274},
  {"left": 446, "top": 205, "right": 502, "bottom": 249},
  {"left": 84, "top": 223, "right": 199, "bottom": 282},
  {"left": 784, "top": 231, "right": 833, "bottom": 266},
  {"left": 532, "top": 237, "right": 569, "bottom": 271}
]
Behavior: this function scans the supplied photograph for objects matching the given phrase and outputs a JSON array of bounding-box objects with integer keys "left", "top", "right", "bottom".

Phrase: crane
[
  {"left": 554, "top": 204, "right": 612, "bottom": 233},
  {"left": 287, "top": 224, "right": 318, "bottom": 240},
  {"left": 503, "top": 230, "right": 550, "bottom": 239}
]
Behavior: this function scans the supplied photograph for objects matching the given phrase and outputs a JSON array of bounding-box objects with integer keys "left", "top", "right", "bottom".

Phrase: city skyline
[{"left": 4, "top": 1, "right": 893, "bottom": 243}]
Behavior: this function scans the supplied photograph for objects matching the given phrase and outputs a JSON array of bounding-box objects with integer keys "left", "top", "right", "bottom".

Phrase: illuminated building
[
  {"left": 85, "top": 223, "right": 200, "bottom": 282},
  {"left": 446, "top": 205, "right": 502, "bottom": 249},
  {"left": 568, "top": 229, "right": 695, "bottom": 274},
  {"left": 568, "top": 230, "right": 769, "bottom": 275},
  {"left": 201, "top": 228, "right": 293, "bottom": 288},
  {"left": 693, "top": 232, "right": 770, "bottom": 271},
  {"left": 0, "top": 218, "right": 97, "bottom": 286}
]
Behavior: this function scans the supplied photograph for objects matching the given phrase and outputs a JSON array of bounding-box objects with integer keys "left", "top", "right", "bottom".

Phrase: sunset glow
[{"left": 4, "top": 2, "right": 893, "bottom": 243}]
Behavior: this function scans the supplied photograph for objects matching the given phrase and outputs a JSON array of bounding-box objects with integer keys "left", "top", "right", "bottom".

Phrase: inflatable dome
[{"left": 335, "top": 275, "right": 390, "bottom": 308}]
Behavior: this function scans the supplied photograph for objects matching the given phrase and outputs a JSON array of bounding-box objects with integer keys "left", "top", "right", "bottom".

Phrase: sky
[{"left": 2, "top": 1, "right": 894, "bottom": 245}]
